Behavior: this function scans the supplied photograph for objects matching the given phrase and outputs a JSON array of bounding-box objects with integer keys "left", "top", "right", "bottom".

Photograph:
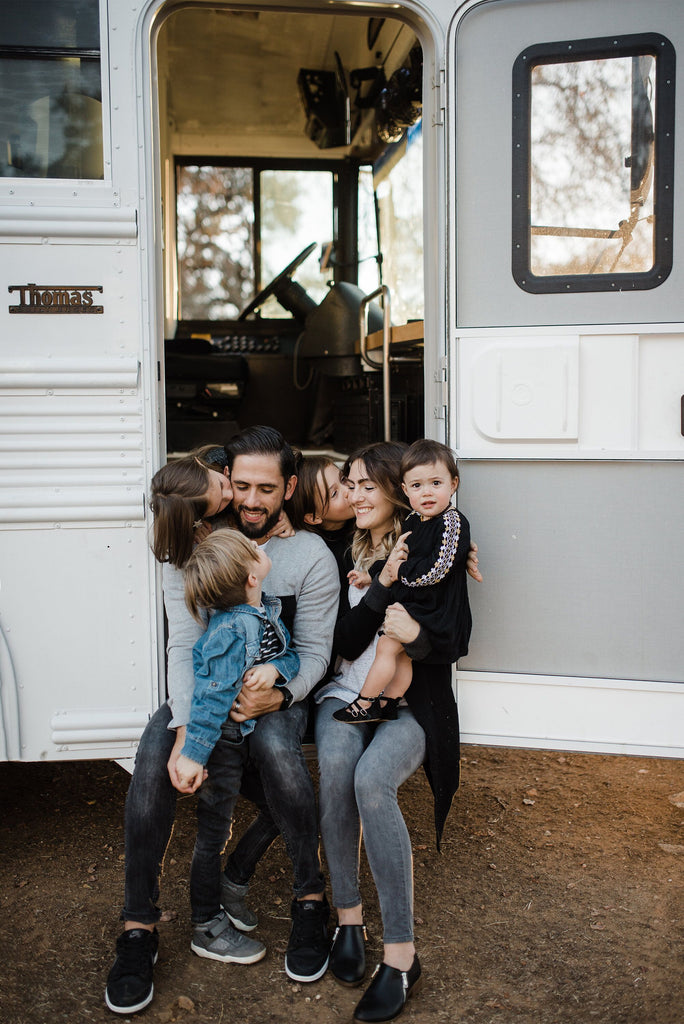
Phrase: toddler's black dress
[{"left": 392, "top": 506, "right": 472, "bottom": 664}]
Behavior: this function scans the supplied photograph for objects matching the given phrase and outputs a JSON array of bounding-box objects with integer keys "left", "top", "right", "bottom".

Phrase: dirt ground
[{"left": 1, "top": 746, "right": 682, "bottom": 1024}]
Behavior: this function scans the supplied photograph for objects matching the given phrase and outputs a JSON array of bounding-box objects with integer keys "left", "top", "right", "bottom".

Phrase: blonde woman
[{"left": 315, "top": 442, "right": 472, "bottom": 1023}]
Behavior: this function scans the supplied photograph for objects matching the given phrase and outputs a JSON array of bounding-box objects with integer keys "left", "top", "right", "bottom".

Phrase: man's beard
[{"left": 235, "top": 504, "right": 283, "bottom": 540}]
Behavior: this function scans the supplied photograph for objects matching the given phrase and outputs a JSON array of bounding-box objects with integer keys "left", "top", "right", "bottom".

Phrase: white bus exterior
[{"left": 0, "top": 0, "right": 682, "bottom": 763}]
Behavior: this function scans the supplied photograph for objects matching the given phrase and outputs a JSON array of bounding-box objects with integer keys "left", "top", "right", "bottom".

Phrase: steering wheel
[{"left": 238, "top": 242, "right": 317, "bottom": 321}]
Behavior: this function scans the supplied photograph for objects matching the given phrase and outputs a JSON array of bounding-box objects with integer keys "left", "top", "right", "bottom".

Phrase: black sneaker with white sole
[
  {"left": 285, "top": 896, "right": 330, "bottom": 982},
  {"left": 105, "top": 927, "right": 159, "bottom": 1015}
]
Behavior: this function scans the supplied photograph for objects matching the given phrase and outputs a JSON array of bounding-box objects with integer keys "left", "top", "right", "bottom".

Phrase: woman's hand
[
  {"left": 381, "top": 602, "right": 421, "bottom": 644},
  {"left": 378, "top": 531, "right": 411, "bottom": 587},
  {"left": 266, "top": 511, "right": 295, "bottom": 540},
  {"left": 467, "top": 541, "right": 483, "bottom": 582}
]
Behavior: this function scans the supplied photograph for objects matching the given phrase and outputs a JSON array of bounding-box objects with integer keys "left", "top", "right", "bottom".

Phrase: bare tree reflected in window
[
  {"left": 177, "top": 166, "right": 255, "bottom": 320},
  {"left": 530, "top": 55, "right": 655, "bottom": 277}
]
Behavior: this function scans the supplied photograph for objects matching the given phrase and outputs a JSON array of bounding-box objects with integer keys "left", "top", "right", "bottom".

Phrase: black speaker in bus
[{"left": 297, "top": 68, "right": 347, "bottom": 149}]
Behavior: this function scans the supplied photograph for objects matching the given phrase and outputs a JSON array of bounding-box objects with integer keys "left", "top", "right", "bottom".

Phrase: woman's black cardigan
[{"left": 331, "top": 551, "right": 461, "bottom": 850}]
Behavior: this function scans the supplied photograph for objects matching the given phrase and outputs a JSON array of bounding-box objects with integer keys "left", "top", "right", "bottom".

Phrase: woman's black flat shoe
[
  {"left": 329, "top": 924, "right": 367, "bottom": 986},
  {"left": 352, "top": 955, "right": 422, "bottom": 1023}
]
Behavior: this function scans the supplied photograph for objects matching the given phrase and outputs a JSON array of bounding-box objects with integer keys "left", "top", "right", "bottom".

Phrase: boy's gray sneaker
[
  {"left": 220, "top": 875, "right": 258, "bottom": 932},
  {"left": 191, "top": 910, "right": 266, "bottom": 964}
]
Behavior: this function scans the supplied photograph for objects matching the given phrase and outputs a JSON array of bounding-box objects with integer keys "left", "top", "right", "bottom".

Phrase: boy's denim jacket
[{"left": 181, "top": 595, "right": 300, "bottom": 766}]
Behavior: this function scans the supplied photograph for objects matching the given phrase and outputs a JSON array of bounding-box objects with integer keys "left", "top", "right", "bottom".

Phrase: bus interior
[{"left": 156, "top": 7, "right": 426, "bottom": 456}]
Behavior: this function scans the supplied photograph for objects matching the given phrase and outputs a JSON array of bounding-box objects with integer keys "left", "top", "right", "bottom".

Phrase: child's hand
[
  {"left": 266, "top": 511, "right": 295, "bottom": 539},
  {"left": 192, "top": 520, "right": 213, "bottom": 544},
  {"left": 242, "top": 663, "right": 279, "bottom": 691},
  {"left": 379, "top": 531, "right": 411, "bottom": 587},
  {"left": 347, "top": 569, "right": 372, "bottom": 589},
  {"left": 173, "top": 754, "right": 206, "bottom": 794}
]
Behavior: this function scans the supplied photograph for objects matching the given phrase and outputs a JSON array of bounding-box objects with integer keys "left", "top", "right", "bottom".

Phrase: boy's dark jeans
[
  {"left": 121, "top": 701, "right": 323, "bottom": 924},
  {"left": 229, "top": 700, "right": 325, "bottom": 897}
]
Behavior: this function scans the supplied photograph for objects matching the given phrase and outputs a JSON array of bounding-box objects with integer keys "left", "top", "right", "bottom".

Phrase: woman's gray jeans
[{"left": 315, "top": 698, "right": 426, "bottom": 944}]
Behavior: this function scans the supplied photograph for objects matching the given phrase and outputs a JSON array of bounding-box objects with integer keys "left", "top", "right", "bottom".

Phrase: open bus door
[
  {"left": 0, "top": 0, "right": 433, "bottom": 763},
  {"left": 449, "top": 0, "right": 684, "bottom": 757}
]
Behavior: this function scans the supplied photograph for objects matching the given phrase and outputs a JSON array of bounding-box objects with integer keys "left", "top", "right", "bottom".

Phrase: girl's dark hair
[
  {"left": 288, "top": 454, "right": 335, "bottom": 531},
  {"left": 149, "top": 447, "right": 224, "bottom": 568},
  {"left": 401, "top": 438, "right": 459, "bottom": 480}
]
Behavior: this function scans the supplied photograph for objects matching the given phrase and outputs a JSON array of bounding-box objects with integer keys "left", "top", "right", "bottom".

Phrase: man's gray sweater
[{"left": 163, "top": 530, "right": 340, "bottom": 728}]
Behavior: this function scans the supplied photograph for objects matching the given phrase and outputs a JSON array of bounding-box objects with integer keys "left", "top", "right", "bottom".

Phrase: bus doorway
[{"left": 154, "top": 5, "right": 429, "bottom": 457}]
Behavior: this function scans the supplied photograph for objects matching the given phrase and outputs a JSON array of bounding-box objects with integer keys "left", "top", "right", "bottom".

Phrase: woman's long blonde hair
[{"left": 342, "top": 442, "right": 409, "bottom": 571}]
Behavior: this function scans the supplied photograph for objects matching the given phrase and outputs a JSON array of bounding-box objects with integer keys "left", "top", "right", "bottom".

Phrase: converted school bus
[{"left": 0, "top": 0, "right": 682, "bottom": 765}]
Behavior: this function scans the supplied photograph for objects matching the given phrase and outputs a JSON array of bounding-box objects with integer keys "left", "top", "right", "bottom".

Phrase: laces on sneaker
[
  {"left": 291, "top": 901, "right": 325, "bottom": 943},
  {"left": 113, "top": 931, "right": 154, "bottom": 972},
  {"left": 285, "top": 898, "right": 330, "bottom": 982}
]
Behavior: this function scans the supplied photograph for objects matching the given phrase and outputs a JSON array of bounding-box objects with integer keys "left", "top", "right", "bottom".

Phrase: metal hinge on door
[
  {"left": 433, "top": 358, "right": 447, "bottom": 420},
  {"left": 432, "top": 67, "right": 446, "bottom": 127}
]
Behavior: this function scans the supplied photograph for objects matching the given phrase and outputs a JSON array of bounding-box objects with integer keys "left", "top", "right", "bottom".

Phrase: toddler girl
[{"left": 333, "top": 438, "right": 472, "bottom": 724}]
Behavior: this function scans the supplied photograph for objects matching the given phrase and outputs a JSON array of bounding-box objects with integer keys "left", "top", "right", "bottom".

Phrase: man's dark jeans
[{"left": 122, "top": 701, "right": 323, "bottom": 924}]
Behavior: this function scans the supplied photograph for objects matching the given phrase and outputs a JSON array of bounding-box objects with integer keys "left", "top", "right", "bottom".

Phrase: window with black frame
[
  {"left": 512, "top": 33, "right": 675, "bottom": 293},
  {"left": 0, "top": 0, "right": 103, "bottom": 180}
]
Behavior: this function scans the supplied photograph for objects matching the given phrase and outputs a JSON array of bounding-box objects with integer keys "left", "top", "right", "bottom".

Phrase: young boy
[
  {"left": 173, "top": 530, "right": 300, "bottom": 961},
  {"left": 333, "top": 438, "right": 472, "bottom": 724}
]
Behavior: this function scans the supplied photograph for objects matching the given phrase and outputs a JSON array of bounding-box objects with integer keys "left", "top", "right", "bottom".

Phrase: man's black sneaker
[
  {"left": 105, "top": 928, "right": 159, "bottom": 1015},
  {"left": 285, "top": 896, "right": 330, "bottom": 982}
]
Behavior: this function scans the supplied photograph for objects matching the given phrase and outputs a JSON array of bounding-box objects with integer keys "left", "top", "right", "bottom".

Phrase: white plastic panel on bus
[
  {"left": 449, "top": 0, "right": 684, "bottom": 757},
  {"left": 465, "top": 337, "right": 579, "bottom": 444}
]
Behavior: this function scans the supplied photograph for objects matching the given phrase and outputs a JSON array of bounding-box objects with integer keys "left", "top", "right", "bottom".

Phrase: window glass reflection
[
  {"left": 0, "top": 57, "right": 102, "bottom": 178},
  {"left": 0, "top": 0, "right": 100, "bottom": 49},
  {"left": 0, "top": 0, "right": 102, "bottom": 180},
  {"left": 530, "top": 55, "right": 655, "bottom": 276},
  {"left": 177, "top": 166, "right": 255, "bottom": 321}
]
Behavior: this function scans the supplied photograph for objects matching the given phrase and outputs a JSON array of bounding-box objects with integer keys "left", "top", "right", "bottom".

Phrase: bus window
[
  {"left": 176, "top": 163, "right": 334, "bottom": 321},
  {"left": 177, "top": 165, "right": 255, "bottom": 321},
  {"left": 0, "top": 0, "right": 103, "bottom": 179},
  {"left": 373, "top": 122, "right": 424, "bottom": 323},
  {"left": 357, "top": 165, "right": 381, "bottom": 298},
  {"left": 260, "top": 169, "right": 333, "bottom": 315},
  {"left": 512, "top": 33, "right": 675, "bottom": 292}
]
